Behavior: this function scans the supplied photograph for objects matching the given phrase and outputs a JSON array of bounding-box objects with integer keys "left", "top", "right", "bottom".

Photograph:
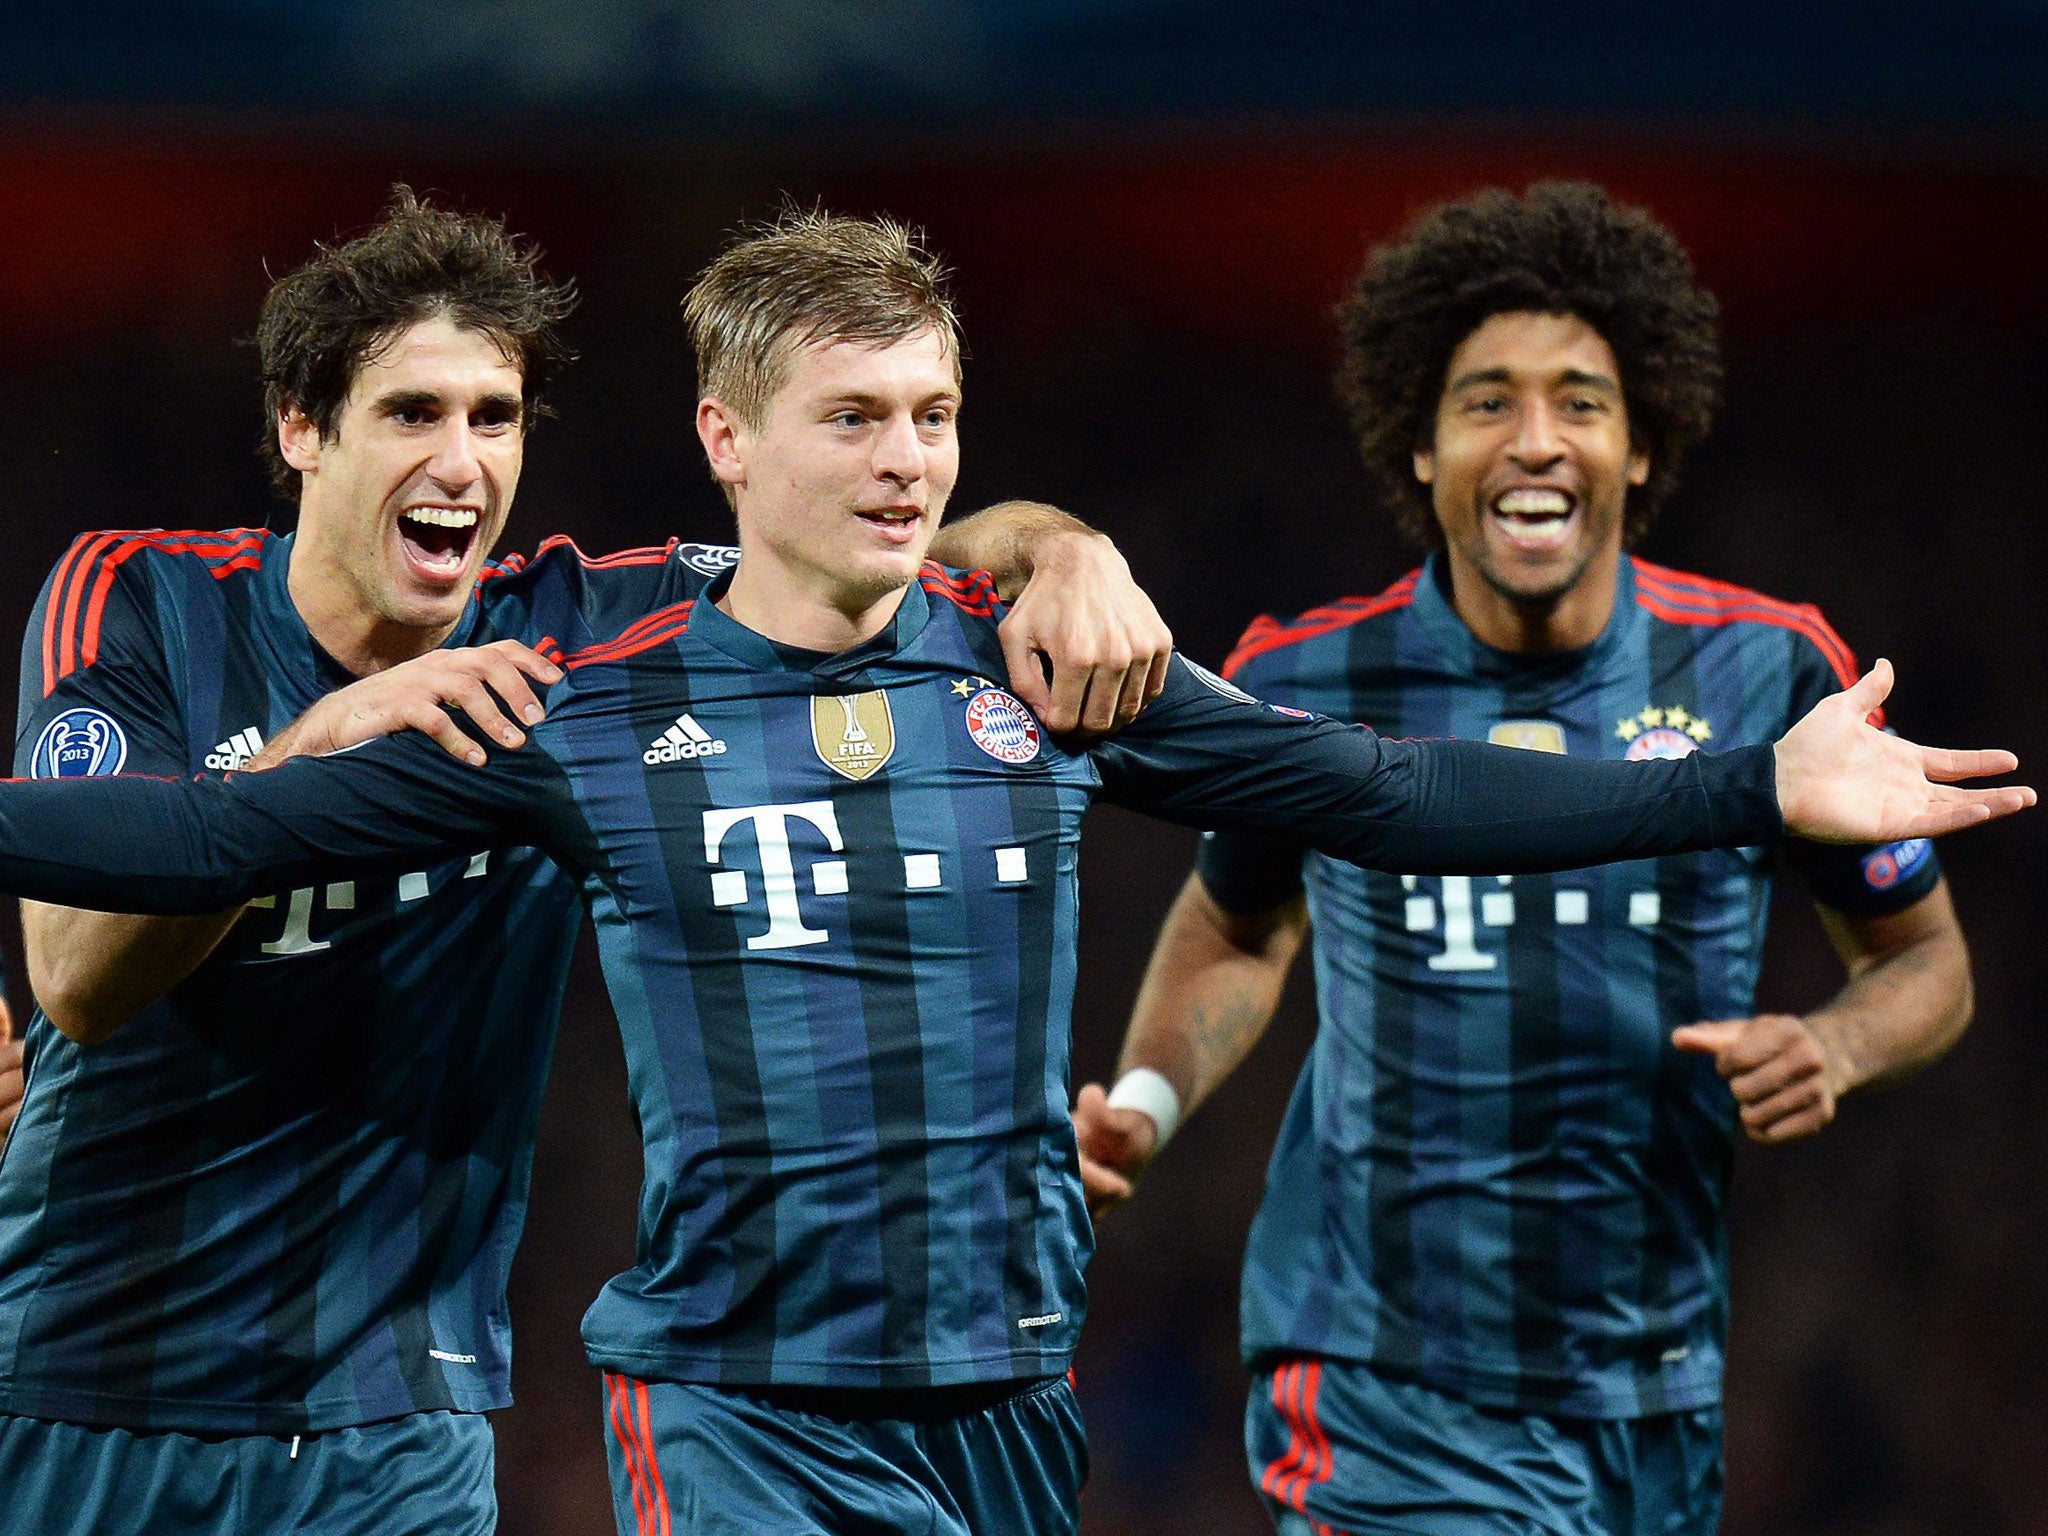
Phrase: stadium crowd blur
[{"left": 5, "top": 6, "right": 2046, "bottom": 1532}]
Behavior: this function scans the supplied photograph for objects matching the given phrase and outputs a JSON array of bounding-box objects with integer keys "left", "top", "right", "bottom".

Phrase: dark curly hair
[
  {"left": 253, "top": 185, "right": 577, "bottom": 500},
  {"left": 1335, "top": 182, "right": 1722, "bottom": 548}
]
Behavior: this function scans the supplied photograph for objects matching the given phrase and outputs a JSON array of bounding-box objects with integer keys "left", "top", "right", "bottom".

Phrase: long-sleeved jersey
[
  {"left": 0, "top": 562, "right": 1782, "bottom": 1391},
  {"left": 0, "top": 527, "right": 733, "bottom": 1433},
  {"left": 1207, "top": 555, "right": 1940, "bottom": 1417}
]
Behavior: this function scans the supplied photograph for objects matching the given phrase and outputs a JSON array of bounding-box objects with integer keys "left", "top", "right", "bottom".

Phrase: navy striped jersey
[
  {"left": 0, "top": 562, "right": 1783, "bottom": 1393},
  {"left": 0, "top": 527, "right": 734, "bottom": 1434},
  {"left": 1206, "top": 554, "right": 1941, "bottom": 1418}
]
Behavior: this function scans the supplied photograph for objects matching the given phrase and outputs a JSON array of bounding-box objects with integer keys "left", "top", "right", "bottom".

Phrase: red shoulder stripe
[
  {"left": 44, "top": 531, "right": 117, "bottom": 698},
  {"left": 1222, "top": 570, "right": 1419, "bottom": 680},
  {"left": 529, "top": 533, "right": 680, "bottom": 569},
  {"left": 1632, "top": 559, "right": 1861, "bottom": 689},
  {"left": 563, "top": 601, "right": 695, "bottom": 671},
  {"left": 919, "top": 561, "right": 999, "bottom": 615},
  {"left": 47, "top": 530, "right": 267, "bottom": 695}
]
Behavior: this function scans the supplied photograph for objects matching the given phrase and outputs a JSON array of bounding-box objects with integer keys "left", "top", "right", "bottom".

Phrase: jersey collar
[
  {"left": 686, "top": 571, "right": 933, "bottom": 681},
  {"left": 1408, "top": 550, "right": 1650, "bottom": 679}
]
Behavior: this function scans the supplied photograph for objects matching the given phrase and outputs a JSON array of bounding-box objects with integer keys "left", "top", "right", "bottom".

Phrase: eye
[
  {"left": 920, "top": 406, "right": 954, "bottom": 429},
  {"left": 474, "top": 405, "right": 521, "bottom": 433},
  {"left": 1464, "top": 394, "right": 1508, "bottom": 416},
  {"left": 831, "top": 410, "right": 866, "bottom": 429},
  {"left": 393, "top": 405, "right": 434, "bottom": 427}
]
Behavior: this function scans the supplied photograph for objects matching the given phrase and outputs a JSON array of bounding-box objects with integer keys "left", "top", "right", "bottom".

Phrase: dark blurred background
[{"left": 4, "top": 6, "right": 2045, "bottom": 1532}]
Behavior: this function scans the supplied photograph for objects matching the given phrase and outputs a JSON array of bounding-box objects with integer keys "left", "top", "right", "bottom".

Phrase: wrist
[{"left": 1106, "top": 1067, "right": 1182, "bottom": 1150}]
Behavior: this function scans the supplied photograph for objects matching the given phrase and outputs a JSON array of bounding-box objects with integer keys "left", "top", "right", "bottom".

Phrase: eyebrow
[
  {"left": 824, "top": 388, "right": 961, "bottom": 411},
  {"left": 373, "top": 388, "right": 524, "bottom": 417},
  {"left": 1446, "top": 365, "right": 1621, "bottom": 394}
]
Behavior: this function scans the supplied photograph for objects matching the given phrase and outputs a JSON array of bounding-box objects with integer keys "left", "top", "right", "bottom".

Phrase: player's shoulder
[
  {"left": 44, "top": 526, "right": 274, "bottom": 591},
  {"left": 35, "top": 527, "right": 274, "bottom": 692},
  {"left": 1220, "top": 568, "right": 1422, "bottom": 684},
  {"left": 477, "top": 533, "right": 737, "bottom": 595},
  {"left": 917, "top": 560, "right": 1001, "bottom": 618},
  {"left": 1629, "top": 556, "right": 1859, "bottom": 685}
]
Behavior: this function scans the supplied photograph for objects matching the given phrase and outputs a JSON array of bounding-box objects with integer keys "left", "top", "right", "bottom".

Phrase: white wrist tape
[{"left": 1106, "top": 1068, "right": 1182, "bottom": 1150}]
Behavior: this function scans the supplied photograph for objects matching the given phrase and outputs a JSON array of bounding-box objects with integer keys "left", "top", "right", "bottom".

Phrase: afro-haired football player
[{"left": 1080, "top": 183, "right": 1978, "bottom": 1536}]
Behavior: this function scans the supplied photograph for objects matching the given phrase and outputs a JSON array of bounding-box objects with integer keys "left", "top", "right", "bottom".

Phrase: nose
[
  {"left": 1507, "top": 398, "right": 1565, "bottom": 471},
  {"left": 425, "top": 417, "right": 484, "bottom": 495},
  {"left": 870, "top": 412, "right": 926, "bottom": 487}
]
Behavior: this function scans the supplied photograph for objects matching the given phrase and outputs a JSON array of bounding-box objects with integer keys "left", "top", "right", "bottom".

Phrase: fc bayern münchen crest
[
  {"left": 1615, "top": 705, "right": 1712, "bottom": 762},
  {"left": 964, "top": 688, "right": 1041, "bottom": 764},
  {"left": 31, "top": 708, "right": 129, "bottom": 779}
]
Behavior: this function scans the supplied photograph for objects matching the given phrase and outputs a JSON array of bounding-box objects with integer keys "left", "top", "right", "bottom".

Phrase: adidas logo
[
  {"left": 204, "top": 727, "right": 265, "bottom": 771},
  {"left": 643, "top": 714, "right": 727, "bottom": 765}
]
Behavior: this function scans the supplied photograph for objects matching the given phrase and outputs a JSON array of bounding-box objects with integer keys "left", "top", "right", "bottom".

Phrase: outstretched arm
[
  {"left": 0, "top": 724, "right": 563, "bottom": 915},
  {"left": 24, "top": 641, "right": 560, "bottom": 1044},
  {"left": 1094, "top": 656, "right": 2030, "bottom": 875},
  {"left": 1074, "top": 872, "right": 1308, "bottom": 1215},
  {"left": 1671, "top": 879, "right": 1971, "bottom": 1143},
  {"left": 928, "top": 500, "right": 1172, "bottom": 735}
]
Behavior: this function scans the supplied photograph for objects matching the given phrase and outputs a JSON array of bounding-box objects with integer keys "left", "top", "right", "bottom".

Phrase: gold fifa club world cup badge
[
  {"left": 813, "top": 691, "right": 896, "bottom": 781},
  {"left": 1488, "top": 720, "right": 1567, "bottom": 754}
]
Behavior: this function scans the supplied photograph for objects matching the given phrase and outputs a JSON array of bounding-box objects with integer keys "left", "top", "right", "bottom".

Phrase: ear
[
  {"left": 1412, "top": 445, "right": 1436, "bottom": 486},
  {"left": 1627, "top": 443, "right": 1650, "bottom": 487},
  {"left": 278, "top": 407, "right": 322, "bottom": 474},
  {"left": 697, "top": 397, "right": 750, "bottom": 490}
]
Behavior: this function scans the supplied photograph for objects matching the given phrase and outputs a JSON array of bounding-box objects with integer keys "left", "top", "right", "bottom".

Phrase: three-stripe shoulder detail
[
  {"left": 563, "top": 601, "right": 696, "bottom": 671},
  {"left": 919, "top": 562, "right": 999, "bottom": 616},
  {"left": 1221, "top": 570, "right": 1420, "bottom": 681},
  {"left": 42, "top": 528, "right": 269, "bottom": 697},
  {"left": 1632, "top": 558, "right": 1861, "bottom": 688}
]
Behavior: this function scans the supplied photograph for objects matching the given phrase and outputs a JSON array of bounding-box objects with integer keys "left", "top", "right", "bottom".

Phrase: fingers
[
  {"left": 1079, "top": 1154, "right": 1135, "bottom": 1217},
  {"left": 1669, "top": 1021, "right": 1743, "bottom": 1057},
  {"left": 0, "top": 1037, "right": 24, "bottom": 1146},
  {"left": 1916, "top": 746, "right": 2020, "bottom": 783},
  {"left": 1740, "top": 1078, "right": 1834, "bottom": 1143},
  {"left": 1846, "top": 658, "right": 1894, "bottom": 719},
  {"left": 998, "top": 618, "right": 1056, "bottom": 726}
]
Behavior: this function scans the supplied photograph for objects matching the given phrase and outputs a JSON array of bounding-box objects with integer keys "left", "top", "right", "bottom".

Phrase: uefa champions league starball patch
[
  {"left": 31, "top": 707, "right": 129, "bottom": 778},
  {"left": 963, "top": 687, "right": 1041, "bottom": 764}
]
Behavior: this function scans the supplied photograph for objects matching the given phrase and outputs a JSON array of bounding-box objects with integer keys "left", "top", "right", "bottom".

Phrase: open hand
[
  {"left": 999, "top": 532, "right": 1172, "bottom": 737},
  {"left": 1072, "top": 1080, "right": 1162, "bottom": 1217},
  {"left": 255, "top": 640, "right": 563, "bottom": 769},
  {"left": 1775, "top": 660, "right": 2033, "bottom": 843},
  {"left": 1672, "top": 1014, "right": 1841, "bottom": 1143}
]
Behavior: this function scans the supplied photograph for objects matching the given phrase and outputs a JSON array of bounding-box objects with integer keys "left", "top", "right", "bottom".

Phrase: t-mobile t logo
[{"left": 703, "top": 800, "right": 846, "bottom": 951}]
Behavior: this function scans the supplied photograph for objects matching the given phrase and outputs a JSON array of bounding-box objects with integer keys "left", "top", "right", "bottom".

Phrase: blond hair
[{"left": 683, "top": 207, "right": 962, "bottom": 428}]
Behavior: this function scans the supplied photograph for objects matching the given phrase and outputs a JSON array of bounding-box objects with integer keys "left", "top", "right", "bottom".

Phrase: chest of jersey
[
  {"left": 550, "top": 649, "right": 1097, "bottom": 973},
  {"left": 1281, "top": 622, "right": 1787, "bottom": 1018}
]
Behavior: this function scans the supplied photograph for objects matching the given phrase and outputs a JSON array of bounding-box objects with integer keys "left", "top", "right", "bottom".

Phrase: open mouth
[
  {"left": 855, "top": 506, "right": 922, "bottom": 543},
  {"left": 1489, "top": 487, "right": 1576, "bottom": 552},
  {"left": 398, "top": 506, "right": 482, "bottom": 582}
]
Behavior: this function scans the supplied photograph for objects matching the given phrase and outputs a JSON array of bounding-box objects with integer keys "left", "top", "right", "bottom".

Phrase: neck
[
  {"left": 1444, "top": 544, "right": 1621, "bottom": 654},
  {"left": 718, "top": 556, "right": 909, "bottom": 654},
  {"left": 286, "top": 525, "right": 452, "bottom": 678}
]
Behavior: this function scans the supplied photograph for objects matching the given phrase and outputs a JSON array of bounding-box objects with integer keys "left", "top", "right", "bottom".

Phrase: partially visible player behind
[
  {"left": 0, "top": 190, "right": 1167, "bottom": 1536},
  {"left": 1077, "top": 183, "right": 1981, "bottom": 1536}
]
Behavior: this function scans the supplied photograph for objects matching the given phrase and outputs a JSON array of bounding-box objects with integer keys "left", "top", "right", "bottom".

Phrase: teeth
[
  {"left": 1495, "top": 488, "right": 1572, "bottom": 516},
  {"left": 403, "top": 508, "right": 479, "bottom": 529}
]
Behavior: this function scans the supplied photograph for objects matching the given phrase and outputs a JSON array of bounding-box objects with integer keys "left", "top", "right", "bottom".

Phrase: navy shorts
[
  {"left": 1247, "top": 1357, "right": 1722, "bottom": 1536},
  {"left": 0, "top": 1408, "right": 495, "bottom": 1535},
  {"left": 601, "top": 1370, "right": 1087, "bottom": 1536}
]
